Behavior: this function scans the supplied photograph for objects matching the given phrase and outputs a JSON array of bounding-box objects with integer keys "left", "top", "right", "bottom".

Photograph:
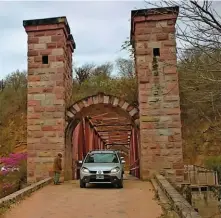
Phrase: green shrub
[{"left": 204, "top": 156, "right": 221, "bottom": 183}]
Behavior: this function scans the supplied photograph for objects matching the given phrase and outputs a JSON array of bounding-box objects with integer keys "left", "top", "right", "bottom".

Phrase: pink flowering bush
[
  {"left": 0, "top": 152, "right": 27, "bottom": 198},
  {"left": 0, "top": 152, "right": 27, "bottom": 167}
]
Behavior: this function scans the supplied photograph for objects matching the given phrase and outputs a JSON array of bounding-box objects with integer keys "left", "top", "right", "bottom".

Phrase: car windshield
[{"left": 84, "top": 153, "right": 119, "bottom": 163}]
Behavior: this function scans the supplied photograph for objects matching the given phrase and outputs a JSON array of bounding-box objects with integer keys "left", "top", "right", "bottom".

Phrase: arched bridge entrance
[
  {"left": 23, "top": 6, "right": 184, "bottom": 184},
  {"left": 64, "top": 93, "right": 140, "bottom": 180}
]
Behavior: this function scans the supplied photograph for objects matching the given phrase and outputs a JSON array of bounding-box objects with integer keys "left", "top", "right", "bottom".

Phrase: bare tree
[
  {"left": 145, "top": 1, "right": 221, "bottom": 69},
  {"left": 115, "top": 58, "right": 135, "bottom": 78},
  {"left": 5, "top": 70, "right": 27, "bottom": 91},
  {"left": 92, "top": 62, "right": 113, "bottom": 77},
  {"left": 74, "top": 63, "right": 95, "bottom": 84}
]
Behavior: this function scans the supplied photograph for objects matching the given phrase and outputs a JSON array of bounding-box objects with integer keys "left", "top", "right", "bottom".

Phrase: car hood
[{"left": 82, "top": 163, "right": 120, "bottom": 171}]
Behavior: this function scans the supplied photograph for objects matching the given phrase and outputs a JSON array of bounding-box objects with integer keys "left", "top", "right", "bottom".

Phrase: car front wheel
[
  {"left": 117, "top": 177, "right": 123, "bottom": 189},
  {"left": 80, "top": 179, "right": 86, "bottom": 188}
]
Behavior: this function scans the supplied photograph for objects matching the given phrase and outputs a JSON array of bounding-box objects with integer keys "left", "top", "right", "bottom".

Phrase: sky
[{"left": 0, "top": 1, "right": 147, "bottom": 79}]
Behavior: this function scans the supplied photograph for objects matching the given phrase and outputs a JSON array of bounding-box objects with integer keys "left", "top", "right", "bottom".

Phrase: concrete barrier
[
  {"left": 0, "top": 178, "right": 52, "bottom": 208},
  {"left": 155, "top": 174, "right": 202, "bottom": 218}
]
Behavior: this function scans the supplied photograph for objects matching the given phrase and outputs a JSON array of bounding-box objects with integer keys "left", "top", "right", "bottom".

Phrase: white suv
[{"left": 79, "top": 150, "right": 125, "bottom": 188}]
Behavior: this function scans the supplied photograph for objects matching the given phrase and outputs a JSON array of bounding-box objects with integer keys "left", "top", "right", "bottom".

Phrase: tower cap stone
[
  {"left": 130, "top": 6, "right": 179, "bottom": 44},
  {"left": 23, "top": 16, "right": 76, "bottom": 49}
]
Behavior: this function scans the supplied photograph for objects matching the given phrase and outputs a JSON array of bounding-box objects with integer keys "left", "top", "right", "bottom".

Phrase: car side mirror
[
  {"left": 78, "top": 160, "right": 83, "bottom": 164},
  {"left": 121, "top": 160, "right": 125, "bottom": 164}
]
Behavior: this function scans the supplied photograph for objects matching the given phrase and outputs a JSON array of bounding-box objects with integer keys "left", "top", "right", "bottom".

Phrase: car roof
[{"left": 89, "top": 150, "right": 117, "bottom": 154}]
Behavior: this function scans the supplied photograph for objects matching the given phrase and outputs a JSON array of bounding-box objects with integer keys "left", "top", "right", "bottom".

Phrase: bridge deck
[{"left": 3, "top": 178, "right": 162, "bottom": 218}]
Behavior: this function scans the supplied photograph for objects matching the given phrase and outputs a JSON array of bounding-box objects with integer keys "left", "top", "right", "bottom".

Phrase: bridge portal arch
[
  {"left": 24, "top": 6, "right": 184, "bottom": 184},
  {"left": 64, "top": 93, "right": 140, "bottom": 180}
]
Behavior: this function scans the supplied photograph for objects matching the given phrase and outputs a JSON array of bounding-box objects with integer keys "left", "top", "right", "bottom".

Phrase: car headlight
[
  {"left": 81, "top": 167, "right": 89, "bottom": 173},
  {"left": 111, "top": 167, "right": 120, "bottom": 173}
]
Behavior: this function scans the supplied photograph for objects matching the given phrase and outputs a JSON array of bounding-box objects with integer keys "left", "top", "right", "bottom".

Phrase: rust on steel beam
[
  {"left": 82, "top": 118, "right": 87, "bottom": 158},
  {"left": 94, "top": 124, "right": 131, "bottom": 127},
  {"left": 88, "top": 122, "right": 93, "bottom": 150},
  {"left": 85, "top": 117, "right": 106, "bottom": 145},
  {"left": 105, "top": 141, "right": 129, "bottom": 144},
  {"left": 92, "top": 131, "right": 96, "bottom": 150},
  {"left": 98, "top": 137, "right": 129, "bottom": 139},
  {"left": 105, "top": 143, "right": 129, "bottom": 145},
  {"left": 97, "top": 130, "right": 131, "bottom": 132},
  {"left": 134, "top": 127, "right": 139, "bottom": 178},
  {"left": 83, "top": 108, "right": 135, "bottom": 150},
  {"left": 78, "top": 121, "right": 84, "bottom": 161},
  {"left": 107, "top": 144, "right": 129, "bottom": 149},
  {"left": 84, "top": 118, "right": 94, "bottom": 155}
]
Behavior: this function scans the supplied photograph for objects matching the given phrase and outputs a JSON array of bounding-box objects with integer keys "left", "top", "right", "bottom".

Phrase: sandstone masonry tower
[
  {"left": 131, "top": 7, "right": 184, "bottom": 181},
  {"left": 24, "top": 17, "right": 75, "bottom": 183}
]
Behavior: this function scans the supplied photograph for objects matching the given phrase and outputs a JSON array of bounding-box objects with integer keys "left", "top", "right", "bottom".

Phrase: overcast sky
[{"left": 0, "top": 1, "right": 147, "bottom": 79}]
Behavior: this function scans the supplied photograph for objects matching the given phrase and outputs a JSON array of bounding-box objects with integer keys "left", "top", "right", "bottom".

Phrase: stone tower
[
  {"left": 131, "top": 7, "right": 184, "bottom": 182},
  {"left": 23, "top": 17, "right": 75, "bottom": 183}
]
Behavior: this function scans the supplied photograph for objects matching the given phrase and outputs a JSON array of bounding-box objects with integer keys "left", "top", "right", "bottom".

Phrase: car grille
[{"left": 89, "top": 170, "right": 111, "bottom": 174}]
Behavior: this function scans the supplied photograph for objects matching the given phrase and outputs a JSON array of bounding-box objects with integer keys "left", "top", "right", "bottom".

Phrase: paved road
[{"left": 3, "top": 179, "right": 162, "bottom": 218}]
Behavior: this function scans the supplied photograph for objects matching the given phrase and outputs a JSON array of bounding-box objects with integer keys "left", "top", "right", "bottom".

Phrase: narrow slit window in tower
[
  {"left": 153, "top": 48, "right": 160, "bottom": 57},
  {"left": 42, "top": 55, "right": 48, "bottom": 64}
]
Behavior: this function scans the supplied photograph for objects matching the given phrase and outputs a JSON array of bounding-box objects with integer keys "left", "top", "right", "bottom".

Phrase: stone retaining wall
[
  {"left": 0, "top": 178, "right": 52, "bottom": 208},
  {"left": 155, "top": 174, "right": 202, "bottom": 218}
]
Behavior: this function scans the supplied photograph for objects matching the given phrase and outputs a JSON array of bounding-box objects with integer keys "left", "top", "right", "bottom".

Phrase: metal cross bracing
[{"left": 71, "top": 105, "right": 140, "bottom": 179}]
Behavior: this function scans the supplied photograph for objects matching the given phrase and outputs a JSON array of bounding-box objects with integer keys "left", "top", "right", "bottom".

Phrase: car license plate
[{"left": 96, "top": 175, "right": 104, "bottom": 179}]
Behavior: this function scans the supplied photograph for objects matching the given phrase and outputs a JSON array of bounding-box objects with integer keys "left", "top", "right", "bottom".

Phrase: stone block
[
  {"left": 140, "top": 116, "right": 160, "bottom": 122},
  {"left": 28, "top": 75, "right": 41, "bottom": 82},
  {"left": 164, "top": 108, "right": 180, "bottom": 115},
  {"left": 33, "top": 94, "right": 45, "bottom": 101},
  {"left": 39, "top": 49, "right": 52, "bottom": 56},
  {"left": 147, "top": 41, "right": 162, "bottom": 48},
  {"left": 31, "top": 131, "right": 44, "bottom": 138},
  {"left": 28, "top": 125, "right": 41, "bottom": 131},
  {"left": 41, "top": 99, "right": 54, "bottom": 106},
  {"left": 28, "top": 37, "right": 39, "bottom": 44},
  {"left": 66, "top": 111, "right": 74, "bottom": 118},
  {"left": 52, "top": 48, "right": 64, "bottom": 55},
  {"left": 34, "top": 43, "right": 46, "bottom": 50},
  {"left": 50, "top": 61, "right": 64, "bottom": 68},
  {"left": 156, "top": 21, "right": 168, "bottom": 28},
  {"left": 160, "top": 116, "right": 172, "bottom": 123},
  {"left": 148, "top": 96, "right": 161, "bottom": 103},
  {"left": 44, "top": 119, "right": 56, "bottom": 126},
  {"left": 158, "top": 129, "right": 173, "bottom": 136},
  {"left": 156, "top": 33, "right": 168, "bottom": 41},
  {"left": 135, "top": 34, "right": 154, "bottom": 41},
  {"left": 129, "top": 108, "right": 138, "bottom": 117},
  {"left": 39, "top": 36, "right": 51, "bottom": 43},
  {"left": 38, "top": 151, "right": 53, "bottom": 157},
  {"left": 53, "top": 112, "right": 64, "bottom": 118},
  {"left": 56, "top": 55, "right": 65, "bottom": 62},
  {"left": 45, "top": 93, "right": 56, "bottom": 100},
  {"left": 72, "top": 103, "right": 80, "bottom": 112},
  {"left": 155, "top": 136, "right": 168, "bottom": 142},
  {"left": 136, "top": 48, "right": 152, "bottom": 55},
  {"left": 28, "top": 50, "right": 39, "bottom": 57},
  {"left": 172, "top": 162, "right": 184, "bottom": 169},
  {"left": 164, "top": 95, "right": 179, "bottom": 102},
  {"left": 47, "top": 43, "right": 57, "bottom": 49},
  {"left": 54, "top": 99, "right": 65, "bottom": 106},
  {"left": 121, "top": 102, "right": 129, "bottom": 110},
  {"left": 48, "top": 137, "right": 64, "bottom": 144}
]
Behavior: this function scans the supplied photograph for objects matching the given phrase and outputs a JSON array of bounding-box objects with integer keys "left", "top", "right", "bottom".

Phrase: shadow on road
[{"left": 86, "top": 183, "right": 118, "bottom": 189}]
